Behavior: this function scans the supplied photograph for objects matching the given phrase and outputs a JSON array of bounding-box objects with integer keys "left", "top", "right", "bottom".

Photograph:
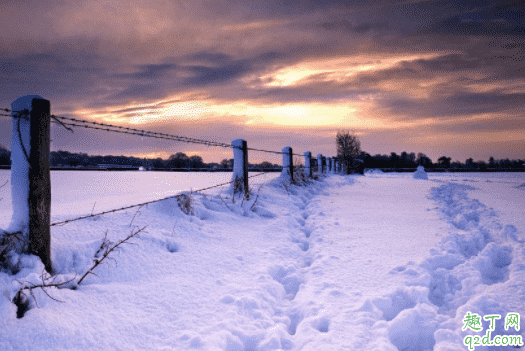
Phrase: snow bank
[{"left": 413, "top": 165, "right": 428, "bottom": 180}]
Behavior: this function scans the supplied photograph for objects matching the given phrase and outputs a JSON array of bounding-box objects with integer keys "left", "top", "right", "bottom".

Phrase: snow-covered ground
[{"left": 1, "top": 170, "right": 524, "bottom": 350}]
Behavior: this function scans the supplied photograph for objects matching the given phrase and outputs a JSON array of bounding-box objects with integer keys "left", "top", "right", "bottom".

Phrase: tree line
[
  {"left": 0, "top": 146, "right": 281, "bottom": 170},
  {"left": 0, "top": 144, "right": 523, "bottom": 171}
]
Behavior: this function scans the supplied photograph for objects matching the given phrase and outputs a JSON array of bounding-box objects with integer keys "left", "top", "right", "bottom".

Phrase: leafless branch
[
  {"left": 77, "top": 226, "right": 146, "bottom": 285},
  {"left": 218, "top": 194, "right": 233, "bottom": 212},
  {"left": 129, "top": 204, "right": 143, "bottom": 226},
  {"left": 14, "top": 269, "right": 77, "bottom": 316}
]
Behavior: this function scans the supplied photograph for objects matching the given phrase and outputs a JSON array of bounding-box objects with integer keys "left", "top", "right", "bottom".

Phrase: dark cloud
[{"left": 376, "top": 90, "right": 525, "bottom": 119}]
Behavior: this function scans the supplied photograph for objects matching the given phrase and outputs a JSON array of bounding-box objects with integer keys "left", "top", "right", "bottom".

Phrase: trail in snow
[{"left": 0, "top": 172, "right": 524, "bottom": 351}]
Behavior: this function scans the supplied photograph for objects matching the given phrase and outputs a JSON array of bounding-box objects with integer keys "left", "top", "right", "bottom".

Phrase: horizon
[{"left": 1, "top": 0, "right": 524, "bottom": 163}]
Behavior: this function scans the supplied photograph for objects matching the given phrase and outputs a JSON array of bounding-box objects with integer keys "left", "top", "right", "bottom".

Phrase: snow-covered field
[{"left": 1, "top": 170, "right": 524, "bottom": 350}]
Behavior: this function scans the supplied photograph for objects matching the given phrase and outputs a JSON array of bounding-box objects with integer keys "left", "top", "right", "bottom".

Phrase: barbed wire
[
  {"left": 3, "top": 108, "right": 313, "bottom": 157},
  {"left": 49, "top": 171, "right": 276, "bottom": 227},
  {"left": 3, "top": 108, "right": 236, "bottom": 149}
]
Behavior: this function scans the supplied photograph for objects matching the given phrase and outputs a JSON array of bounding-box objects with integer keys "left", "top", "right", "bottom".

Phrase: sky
[{"left": 0, "top": 0, "right": 524, "bottom": 164}]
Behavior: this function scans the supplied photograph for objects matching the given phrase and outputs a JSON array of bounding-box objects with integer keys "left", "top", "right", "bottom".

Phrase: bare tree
[{"left": 336, "top": 130, "right": 361, "bottom": 174}]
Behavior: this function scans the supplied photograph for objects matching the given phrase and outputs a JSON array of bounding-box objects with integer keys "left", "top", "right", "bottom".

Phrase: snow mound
[{"left": 413, "top": 166, "right": 428, "bottom": 180}]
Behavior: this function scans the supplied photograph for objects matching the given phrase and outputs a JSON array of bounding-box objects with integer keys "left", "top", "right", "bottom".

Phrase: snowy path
[{"left": 1, "top": 172, "right": 524, "bottom": 350}]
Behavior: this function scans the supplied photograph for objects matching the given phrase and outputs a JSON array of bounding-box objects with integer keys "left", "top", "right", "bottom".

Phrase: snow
[
  {"left": 6, "top": 95, "right": 43, "bottom": 235},
  {"left": 0, "top": 171, "right": 524, "bottom": 350},
  {"left": 413, "top": 166, "right": 429, "bottom": 180}
]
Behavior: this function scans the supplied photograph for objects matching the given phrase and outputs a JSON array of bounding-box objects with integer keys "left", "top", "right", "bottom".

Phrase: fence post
[
  {"left": 242, "top": 140, "right": 249, "bottom": 199},
  {"left": 29, "top": 98, "right": 52, "bottom": 272},
  {"left": 317, "top": 154, "right": 323, "bottom": 174},
  {"left": 322, "top": 156, "right": 326, "bottom": 173},
  {"left": 230, "top": 139, "right": 248, "bottom": 198},
  {"left": 304, "top": 152, "right": 312, "bottom": 178},
  {"left": 288, "top": 147, "right": 294, "bottom": 183},
  {"left": 334, "top": 159, "right": 338, "bottom": 173},
  {"left": 281, "top": 147, "right": 293, "bottom": 183},
  {"left": 7, "top": 95, "right": 51, "bottom": 272}
]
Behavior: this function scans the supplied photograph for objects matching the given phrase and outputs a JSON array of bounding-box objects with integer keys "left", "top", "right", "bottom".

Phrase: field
[{"left": 1, "top": 170, "right": 524, "bottom": 350}]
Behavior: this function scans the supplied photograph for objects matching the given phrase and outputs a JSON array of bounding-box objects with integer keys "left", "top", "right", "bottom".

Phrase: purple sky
[{"left": 1, "top": 0, "right": 524, "bottom": 164}]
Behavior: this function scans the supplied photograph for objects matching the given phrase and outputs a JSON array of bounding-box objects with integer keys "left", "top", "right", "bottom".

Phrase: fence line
[
  {"left": 2, "top": 97, "right": 340, "bottom": 271},
  {"left": 50, "top": 171, "right": 272, "bottom": 227}
]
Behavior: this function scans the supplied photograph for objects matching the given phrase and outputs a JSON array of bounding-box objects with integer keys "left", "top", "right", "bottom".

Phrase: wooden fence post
[
  {"left": 288, "top": 147, "right": 294, "bottom": 183},
  {"left": 29, "top": 98, "right": 52, "bottom": 272},
  {"left": 8, "top": 95, "right": 51, "bottom": 272},
  {"left": 242, "top": 140, "right": 249, "bottom": 200},
  {"left": 317, "top": 154, "right": 323, "bottom": 174},
  {"left": 304, "top": 152, "right": 312, "bottom": 178},
  {"left": 230, "top": 139, "right": 248, "bottom": 198},
  {"left": 281, "top": 147, "right": 293, "bottom": 183}
]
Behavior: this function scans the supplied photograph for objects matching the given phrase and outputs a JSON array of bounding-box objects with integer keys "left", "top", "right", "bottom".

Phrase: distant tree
[
  {"left": 259, "top": 161, "right": 274, "bottom": 169},
  {"left": 465, "top": 158, "right": 475, "bottom": 169},
  {"left": 168, "top": 152, "right": 190, "bottom": 168},
  {"left": 400, "top": 151, "right": 416, "bottom": 168},
  {"left": 416, "top": 153, "right": 432, "bottom": 167},
  {"left": 336, "top": 130, "right": 361, "bottom": 173},
  {"left": 488, "top": 157, "right": 496, "bottom": 168},
  {"left": 220, "top": 159, "right": 233, "bottom": 169},
  {"left": 438, "top": 156, "right": 451, "bottom": 168},
  {"left": 188, "top": 155, "right": 204, "bottom": 169},
  {"left": 390, "top": 152, "right": 400, "bottom": 168},
  {"left": 477, "top": 160, "right": 487, "bottom": 170}
]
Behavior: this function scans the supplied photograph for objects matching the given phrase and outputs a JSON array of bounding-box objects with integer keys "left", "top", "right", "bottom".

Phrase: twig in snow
[
  {"left": 91, "top": 202, "right": 97, "bottom": 215},
  {"left": 218, "top": 194, "right": 233, "bottom": 212},
  {"left": 77, "top": 226, "right": 146, "bottom": 285},
  {"left": 13, "top": 269, "right": 77, "bottom": 318},
  {"left": 250, "top": 184, "right": 264, "bottom": 211},
  {"left": 129, "top": 205, "right": 143, "bottom": 226}
]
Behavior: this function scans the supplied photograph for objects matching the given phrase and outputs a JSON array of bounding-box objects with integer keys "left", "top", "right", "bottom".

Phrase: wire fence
[{"left": 3, "top": 106, "right": 324, "bottom": 227}]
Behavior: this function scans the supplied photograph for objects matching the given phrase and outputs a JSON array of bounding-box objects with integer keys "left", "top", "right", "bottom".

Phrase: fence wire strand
[{"left": 50, "top": 171, "right": 274, "bottom": 227}]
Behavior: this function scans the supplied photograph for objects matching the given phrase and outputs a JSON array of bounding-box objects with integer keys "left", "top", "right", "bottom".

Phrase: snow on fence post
[
  {"left": 281, "top": 147, "right": 293, "bottom": 183},
  {"left": 304, "top": 152, "right": 312, "bottom": 178},
  {"left": 7, "top": 95, "right": 52, "bottom": 272},
  {"left": 230, "top": 139, "right": 249, "bottom": 199},
  {"left": 317, "top": 154, "right": 323, "bottom": 174}
]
